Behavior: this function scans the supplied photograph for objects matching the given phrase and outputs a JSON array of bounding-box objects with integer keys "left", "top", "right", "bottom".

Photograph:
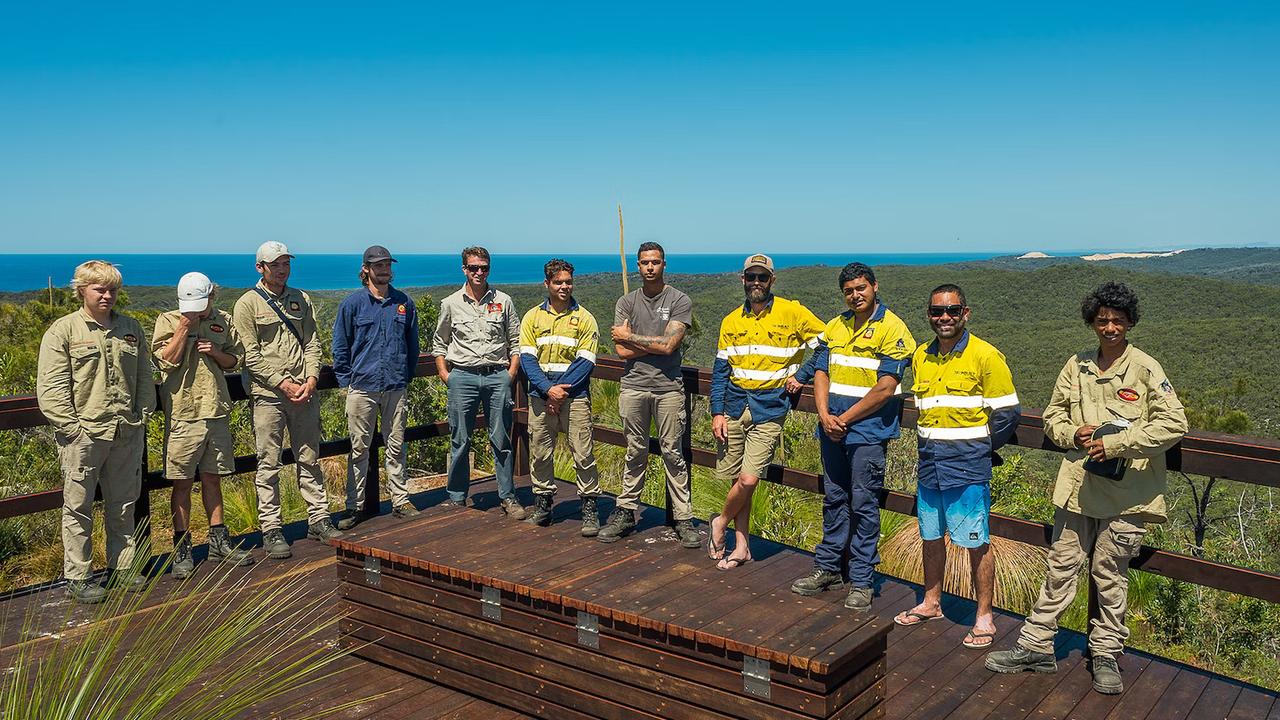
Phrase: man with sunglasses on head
[
  {"left": 433, "top": 246, "right": 526, "bottom": 518},
  {"left": 333, "top": 246, "right": 421, "bottom": 530},
  {"left": 708, "top": 254, "right": 826, "bottom": 569},
  {"left": 893, "top": 284, "right": 1019, "bottom": 651}
]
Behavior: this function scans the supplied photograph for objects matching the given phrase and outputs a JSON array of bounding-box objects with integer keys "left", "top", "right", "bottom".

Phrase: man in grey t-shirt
[{"left": 604, "top": 242, "right": 700, "bottom": 547}]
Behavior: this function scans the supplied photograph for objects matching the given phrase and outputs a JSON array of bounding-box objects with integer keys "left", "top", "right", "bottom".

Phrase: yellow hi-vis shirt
[
  {"left": 711, "top": 295, "right": 825, "bottom": 423},
  {"left": 519, "top": 299, "right": 598, "bottom": 399},
  {"left": 814, "top": 303, "right": 916, "bottom": 445},
  {"left": 911, "top": 330, "right": 1020, "bottom": 489}
]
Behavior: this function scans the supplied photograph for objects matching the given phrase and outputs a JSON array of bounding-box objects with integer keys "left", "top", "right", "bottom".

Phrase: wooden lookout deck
[{"left": 2, "top": 476, "right": 1276, "bottom": 719}]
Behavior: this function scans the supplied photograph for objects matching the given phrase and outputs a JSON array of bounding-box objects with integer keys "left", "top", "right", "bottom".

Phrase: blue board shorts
[{"left": 917, "top": 483, "right": 991, "bottom": 548}]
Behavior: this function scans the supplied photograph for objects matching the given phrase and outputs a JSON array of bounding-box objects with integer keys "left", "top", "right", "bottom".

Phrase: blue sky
[{"left": 1, "top": 2, "right": 1277, "bottom": 254}]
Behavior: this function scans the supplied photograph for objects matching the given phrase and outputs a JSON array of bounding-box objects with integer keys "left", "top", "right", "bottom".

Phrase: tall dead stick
[{"left": 617, "top": 203, "right": 629, "bottom": 295}]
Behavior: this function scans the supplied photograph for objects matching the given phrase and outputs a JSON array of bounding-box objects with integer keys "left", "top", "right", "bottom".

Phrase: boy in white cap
[
  {"left": 233, "top": 242, "right": 341, "bottom": 559},
  {"left": 152, "top": 272, "right": 254, "bottom": 577}
]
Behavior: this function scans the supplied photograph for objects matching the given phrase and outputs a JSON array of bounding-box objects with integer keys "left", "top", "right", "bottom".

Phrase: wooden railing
[{"left": 2, "top": 353, "right": 1279, "bottom": 606}]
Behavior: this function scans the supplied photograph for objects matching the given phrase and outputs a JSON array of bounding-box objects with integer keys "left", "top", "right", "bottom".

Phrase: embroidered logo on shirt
[
  {"left": 289, "top": 301, "right": 300, "bottom": 312},
  {"left": 122, "top": 334, "right": 138, "bottom": 345},
  {"left": 969, "top": 532, "right": 980, "bottom": 541},
  {"left": 896, "top": 339, "right": 906, "bottom": 349},
  {"left": 397, "top": 304, "right": 407, "bottom": 315},
  {"left": 209, "top": 324, "right": 225, "bottom": 334},
  {"left": 1117, "top": 388, "right": 1140, "bottom": 402},
  {"left": 487, "top": 302, "right": 502, "bottom": 313},
  {"left": 1159, "top": 379, "right": 1175, "bottom": 395},
  {"left": 569, "top": 317, "right": 580, "bottom": 327},
  {"left": 863, "top": 328, "right": 875, "bottom": 339}
]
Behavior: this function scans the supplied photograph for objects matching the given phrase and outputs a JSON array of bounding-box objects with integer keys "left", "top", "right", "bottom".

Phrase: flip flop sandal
[
  {"left": 717, "top": 556, "right": 752, "bottom": 570},
  {"left": 706, "top": 513, "right": 726, "bottom": 560},
  {"left": 963, "top": 630, "right": 996, "bottom": 649},
  {"left": 894, "top": 610, "right": 945, "bottom": 627}
]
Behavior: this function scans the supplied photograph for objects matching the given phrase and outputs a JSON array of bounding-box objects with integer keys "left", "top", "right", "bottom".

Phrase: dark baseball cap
[{"left": 362, "top": 245, "right": 397, "bottom": 264}]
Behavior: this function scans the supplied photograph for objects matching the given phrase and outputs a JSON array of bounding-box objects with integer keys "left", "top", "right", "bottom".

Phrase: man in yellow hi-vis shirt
[
  {"left": 708, "top": 254, "right": 825, "bottom": 570},
  {"left": 37, "top": 260, "right": 156, "bottom": 603},
  {"left": 894, "top": 283, "right": 1020, "bottom": 651},
  {"left": 519, "top": 258, "right": 602, "bottom": 532}
]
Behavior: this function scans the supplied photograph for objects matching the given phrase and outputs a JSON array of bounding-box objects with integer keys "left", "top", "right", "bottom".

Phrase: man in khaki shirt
[
  {"left": 233, "top": 241, "right": 341, "bottom": 559},
  {"left": 153, "top": 272, "right": 253, "bottom": 579},
  {"left": 37, "top": 260, "right": 156, "bottom": 603},
  {"left": 987, "top": 282, "right": 1187, "bottom": 695}
]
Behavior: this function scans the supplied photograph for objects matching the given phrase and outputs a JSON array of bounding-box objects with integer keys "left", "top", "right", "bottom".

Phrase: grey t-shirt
[{"left": 614, "top": 285, "right": 693, "bottom": 392}]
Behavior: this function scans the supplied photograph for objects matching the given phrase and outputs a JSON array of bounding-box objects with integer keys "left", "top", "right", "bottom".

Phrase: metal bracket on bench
[
  {"left": 576, "top": 611, "right": 599, "bottom": 649},
  {"left": 363, "top": 556, "right": 381, "bottom": 587},
  {"left": 743, "top": 656, "right": 771, "bottom": 699},
  {"left": 481, "top": 586, "right": 502, "bottom": 621}
]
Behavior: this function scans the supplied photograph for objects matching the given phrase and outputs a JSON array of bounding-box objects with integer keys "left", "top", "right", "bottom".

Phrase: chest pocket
[
  {"left": 1104, "top": 391, "right": 1143, "bottom": 423},
  {"left": 112, "top": 337, "right": 140, "bottom": 376},
  {"left": 70, "top": 343, "right": 101, "bottom": 375},
  {"left": 945, "top": 373, "right": 980, "bottom": 396}
]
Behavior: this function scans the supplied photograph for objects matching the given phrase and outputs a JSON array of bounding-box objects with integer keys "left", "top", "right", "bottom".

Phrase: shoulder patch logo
[
  {"left": 209, "top": 324, "right": 224, "bottom": 334},
  {"left": 1117, "top": 388, "right": 1140, "bottom": 402},
  {"left": 397, "top": 304, "right": 407, "bottom": 315},
  {"left": 122, "top": 334, "right": 138, "bottom": 345},
  {"left": 289, "top": 301, "right": 300, "bottom": 312},
  {"left": 1159, "top": 379, "right": 1175, "bottom": 395},
  {"left": 895, "top": 338, "right": 906, "bottom": 350}
]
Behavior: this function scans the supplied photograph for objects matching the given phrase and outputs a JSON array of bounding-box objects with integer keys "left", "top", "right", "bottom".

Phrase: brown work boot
[{"left": 500, "top": 497, "right": 527, "bottom": 520}]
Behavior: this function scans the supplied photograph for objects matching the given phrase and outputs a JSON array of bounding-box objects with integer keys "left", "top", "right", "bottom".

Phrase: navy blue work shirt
[{"left": 332, "top": 286, "right": 420, "bottom": 391}]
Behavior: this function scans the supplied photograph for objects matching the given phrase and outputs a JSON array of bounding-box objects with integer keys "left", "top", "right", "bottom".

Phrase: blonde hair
[{"left": 70, "top": 260, "right": 123, "bottom": 299}]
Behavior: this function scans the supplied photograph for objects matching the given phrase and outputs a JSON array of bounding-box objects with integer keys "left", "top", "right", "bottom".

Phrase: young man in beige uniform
[
  {"left": 37, "top": 260, "right": 156, "bottom": 603},
  {"left": 152, "top": 272, "right": 254, "bottom": 578},
  {"left": 233, "top": 241, "right": 341, "bottom": 559},
  {"left": 987, "top": 282, "right": 1187, "bottom": 695}
]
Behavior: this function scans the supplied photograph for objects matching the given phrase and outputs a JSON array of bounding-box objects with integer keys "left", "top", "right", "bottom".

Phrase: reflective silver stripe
[
  {"left": 716, "top": 350, "right": 730, "bottom": 360},
  {"left": 917, "top": 425, "right": 990, "bottom": 440},
  {"left": 519, "top": 345, "right": 538, "bottom": 355},
  {"left": 984, "top": 392, "right": 1020, "bottom": 409},
  {"left": 916, "top": 394, "right": 985, "bottom": 410},
  {"left": 829, "top": 355, "right": 880, "bottom": 370},
  {"left": 577, "top": 349, "right": 597, "bottom": 363},
  {"left": 731, "top": 365, "right": 799, "bottom": 381},
  {"left": 536, "top": 335, "right": 578, "bottom": 347},
  {"left": 830, "top": 382, "right": 902, "bottom": 398},
  {"left": 542, "top": 362, "right": 571, "bottom": 373},
  {"left": 721, "top": 344, "right": 803, "bottom": 358}
]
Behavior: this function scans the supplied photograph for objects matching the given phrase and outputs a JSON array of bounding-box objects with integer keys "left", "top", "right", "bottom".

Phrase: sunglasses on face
[
  {"left": 464, "top": 264, "right": 490, "bottom": 273},
  {"left": 928, "top": 304, "right": 966, "bottom": 318},
  {"left": 743, "top": 272, "right": 772, "bottom": 283}
]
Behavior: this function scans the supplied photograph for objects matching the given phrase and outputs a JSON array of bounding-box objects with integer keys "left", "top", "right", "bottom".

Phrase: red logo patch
[
  {"left": 209, "top": 324, "right": 224, "bottom": 333},
  {"left": 1117, "top": 388, "right": 1140, "bottom": 402},
  {"left": 487, "top": 302, "right": 502, "bottom": 313},
  {"left": 397, "top": 304, "right": 406, "bottom": 315}
]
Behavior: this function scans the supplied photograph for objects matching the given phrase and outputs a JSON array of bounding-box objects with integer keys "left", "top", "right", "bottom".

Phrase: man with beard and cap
[
  {"left": 332, "top": 245, "right": 421, "bottom": 530},
  {"left": 893, "top": 283, "right": 1020, "bottom": 652},
  {"left": 708, "top": 253, "right": 825, "bottom": 570},
  {"left": 38, "top": 260, "right": 156, "bottom": 602},
  {"left": 233, "top": 241, "right": 342, "bottom": 560},
  {"left": 153, "top": 271, "right": 253, "bottom": 578}
]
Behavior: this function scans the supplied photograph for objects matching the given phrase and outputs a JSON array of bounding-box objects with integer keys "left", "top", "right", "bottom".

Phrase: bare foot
[
  {"left": 717, "top": 553, "right": 752, "bottom": 570},
  {"left": 893, "top": 602, "right": 944, "bottom": 627},
  {"left": 707, "top": 514, "right": 727, "bottom": 560}
]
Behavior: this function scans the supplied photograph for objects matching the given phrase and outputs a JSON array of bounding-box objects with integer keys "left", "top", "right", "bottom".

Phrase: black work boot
[
  {"left": 597, "top": 508, "right": 636, "bottom": 543},
  {"left": 336, "top": 510, "right": 360, "bottom": 531},
  {"left": 580, "top": 496, "right": 601, "bottom": 537},
  {"left": 985, "top": 644, "right": 1058, "bottom": 675},
  {"left": 307, "top": 518, "right": 344, "bottom": 543},
  {"left": 171, "top": 534, "right": 195, "bottom": 579},
  {"left": 263, "top": 528, "right": 292, "bottom": 559},
  {"left": 844, "top": 586, "right": 873, "bottom": 611},
  {"left": 1090, "top": 653, "right": 1123, "bottom": 694},
  {"left": 208, "top": 526, "right": 254, "bottom": 567},
  {"left": 525, "top": 494, "right": 553, "bottom": 526},
  {"left": 790, "top": 568, "right": 845, "bottom": 596},
  {"left": 65, "top": 579, "right": 107, "bottom": 604},
  {"left": 673, "top": 519, "right": 701, "bottom": 549}
]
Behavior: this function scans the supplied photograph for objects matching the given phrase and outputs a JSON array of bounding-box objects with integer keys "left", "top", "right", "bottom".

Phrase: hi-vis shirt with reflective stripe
[
  {"left": 711, "top": 295, "right": 825, "bottom": 424},
  {"left": 812, "top": 303, "right": 916, "bottom": 445},
  {"left": 519, "top": 299, "right": 599, "bottom": 399},
  {"left": 911, "top": 330, "right": 1020, "bottom": 490}
]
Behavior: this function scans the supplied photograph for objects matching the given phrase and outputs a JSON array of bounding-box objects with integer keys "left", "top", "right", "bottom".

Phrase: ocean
[{"left": 0, "top": 252, "right": 1000, "bottom": 292}]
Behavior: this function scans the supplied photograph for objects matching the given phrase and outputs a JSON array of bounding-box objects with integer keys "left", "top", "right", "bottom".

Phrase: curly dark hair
[
  {"left": 838, "top": 262, "right": 875, "bottom": 287},
  {"left": 1081, "top": 281, "right": 1139, "bottom": 325},
  {"left": 543, "top": 258, "right": 575, "bottom": 280}
]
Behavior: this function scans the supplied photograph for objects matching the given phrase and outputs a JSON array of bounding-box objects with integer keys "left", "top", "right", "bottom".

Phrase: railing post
[
  {"left": 135, "top": 448, "right": 151, "bottom": 547},
  {"left": 363, "top": 432, "right": 381, "bottom": 518}
]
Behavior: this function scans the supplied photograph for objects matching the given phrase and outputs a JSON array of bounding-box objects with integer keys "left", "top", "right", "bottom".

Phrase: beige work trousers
[
  {"left": 59, "top": 424, "right": 144, "bottom": 580},
  {"left": 618, "top": 388, "right": 692, "bottom": 520},
  {"left": 528, "top": 394, "right": 600, "bottom": 497},
  {"left": 252, "top": 395, "right": 330, "bottom": 529},
  {"left": 345, "top": 387, "right": 409, "bottom": 511},
  {"left": 1019, "top": 508, "right": 1147, "bottom": 657}
]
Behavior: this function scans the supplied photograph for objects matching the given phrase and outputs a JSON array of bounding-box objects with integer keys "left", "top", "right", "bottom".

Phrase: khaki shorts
[
  {"left": 165, "top": 418, "right": 236, "bottom": 479},
  {"left": 716, "top": 405, "right": 783, "bottom": 481}
]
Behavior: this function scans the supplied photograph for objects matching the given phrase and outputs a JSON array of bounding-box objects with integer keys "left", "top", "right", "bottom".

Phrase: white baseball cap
[
  {"left": 177, "top": 272, "right": 215, "bottom": 313},
  {"left": 256, "top": 241, "right": 294, "bottom": 264}
]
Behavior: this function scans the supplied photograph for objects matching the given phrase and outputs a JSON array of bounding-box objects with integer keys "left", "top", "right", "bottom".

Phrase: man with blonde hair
[
  {"left": 38, "top": 260, "right": 156, "bottom": 603},
  {"left": 233, "top": 242, "right": 341, "bottom": 560},
  {"left": 152, "top": 272, "right": 253, "bottom": 578}
]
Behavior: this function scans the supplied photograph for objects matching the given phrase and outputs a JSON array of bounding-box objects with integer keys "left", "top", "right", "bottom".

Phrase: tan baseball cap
[
  {"left": 256, "top": 241, "right": 294, "bottom": 264},
  {"left": 742, "top": 253, "right": 774, "bottom": 273}
]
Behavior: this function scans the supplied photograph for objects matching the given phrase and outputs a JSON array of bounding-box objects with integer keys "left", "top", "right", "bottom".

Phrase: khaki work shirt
[
  {"left": 37, "top": 308, "right": 156, "bottom": 440},
  {"left": 432, "top": 285, "right": 520, "bottom": 368},
  {"left": 232, "top": 281, "right": 323, "bottom": 399},
  {"left": 1042, "top": 344, "right": 1188, "bottom": 523},
  {"left": 152, "top": 309, "right": 242, "bottom": 420}
]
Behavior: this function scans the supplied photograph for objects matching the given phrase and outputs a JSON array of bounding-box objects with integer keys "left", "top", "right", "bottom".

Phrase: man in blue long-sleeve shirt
[
  {"left": 332, "top": 245, "right": 420, "bottom": 529},
  {"left": 518, "top": 259, "right": 602, "bottom": 532}
]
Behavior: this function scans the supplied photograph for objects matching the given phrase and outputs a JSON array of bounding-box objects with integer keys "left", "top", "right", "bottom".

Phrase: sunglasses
[
  {"left": 464, "top": 264, "right": 490, "bottom": 273},
  {"left": 928, "top": 304, "right": 966, "bottom": 318},
  {"left": 743, "top": 272, "right": 772, "bottom": 282}
]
